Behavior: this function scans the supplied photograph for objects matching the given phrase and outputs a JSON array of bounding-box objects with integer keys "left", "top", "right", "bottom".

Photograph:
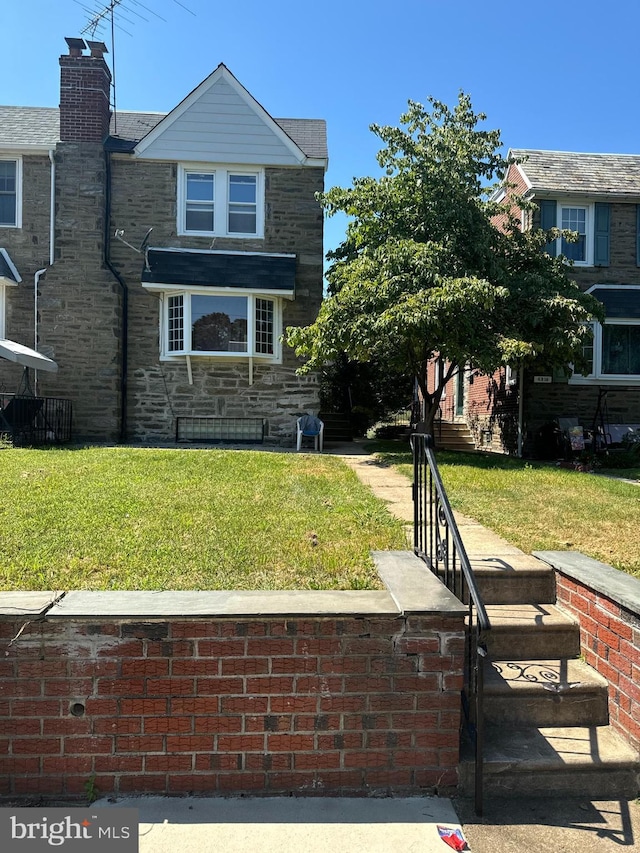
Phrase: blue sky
[{"left": 3, "top": 0, "right": 640, "bottom": 259}]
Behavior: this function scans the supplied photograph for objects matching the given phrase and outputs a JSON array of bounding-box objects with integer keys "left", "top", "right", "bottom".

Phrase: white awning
[{"left": 0, "top": 339, "right": 58, "bottom": 372}]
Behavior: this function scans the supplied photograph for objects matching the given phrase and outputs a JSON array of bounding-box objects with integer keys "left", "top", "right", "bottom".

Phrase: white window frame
[
  {"left": 159, "top": 287, "right": 282, "bottom": 362},
  {"left": 555, "top": 201, "right": 593, "bottom": 266},
  {"left": 177, "top": 164, "right": 264, "bottom": 238},
  {"left": 0, "top": 156, "right": 22, "bottom": 229},
  {"left": 0, "top": 283, "right": 6, "bottom": 338},
  {"left": 571, "top": 318, "right": 640, "bottom": 385}
]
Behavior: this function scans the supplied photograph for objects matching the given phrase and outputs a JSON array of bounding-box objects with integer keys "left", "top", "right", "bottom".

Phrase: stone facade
[
  {"left": 108, "top": 159, "right": 324, "bottom": 443},
  {"left": 0, "top": 44, "right": 325, "bottom": 444}
]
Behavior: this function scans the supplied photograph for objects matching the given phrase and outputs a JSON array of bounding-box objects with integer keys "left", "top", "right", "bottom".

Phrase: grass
[
  {"left": 368, "top": 441, "right": 640, "bottom": 579},
  {"left": 0, "top": 446, "right": 407, "bottom": 591}
]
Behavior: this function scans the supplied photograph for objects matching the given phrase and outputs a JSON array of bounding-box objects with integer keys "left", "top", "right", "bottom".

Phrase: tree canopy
[{"left": 285, "top": 93, "right": 603, "bottom": 431}]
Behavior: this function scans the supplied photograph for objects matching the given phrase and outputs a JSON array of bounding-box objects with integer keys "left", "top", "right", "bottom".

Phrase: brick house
[
  {"left": 435, "top": 149, "right": 640, "bottom": 455},
  {"left": 0, "top": 38, "right": 327, "bottom": 444}
]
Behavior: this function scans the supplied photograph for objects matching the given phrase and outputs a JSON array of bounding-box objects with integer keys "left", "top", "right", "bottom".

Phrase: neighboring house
[
  {"left": 435, "top": 148, "right": 640, "bottom": 455},
  {"left": 0, "top": 38, "right": 327, "bottom": 444}
]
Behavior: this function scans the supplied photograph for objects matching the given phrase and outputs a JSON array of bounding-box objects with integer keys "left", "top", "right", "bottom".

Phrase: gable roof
[
  {"left": 133, "top": 64, "right": 325, "bottom": 167},
  {"left": 512, "top": 149, "right": 640, "bottom": 199},
  {"left": 0, "top": 67, "right": 327, "bottom": 164}
]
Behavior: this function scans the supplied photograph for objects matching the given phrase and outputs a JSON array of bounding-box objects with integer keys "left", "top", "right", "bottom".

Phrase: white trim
[
  {"left": 0, "top": 156, "right": 22, "bottom": 229},
  {"left": 0, "top": 248, "right": 22, "bottom": 283},
  {"left": 159, "top": 289, "right": 283, "bottom": 363},
  {"left": 142, "top": 282, "right": 294, "bottom": 300},
  {"left": 0, "top": 283, "right": 5, "bottom": 338},
  {"left": 134, "top": 64, "right": 308, "bottom": 165},
  {"left": 570, "top": 316, "right": 640, "bottom": 385},
  {"left": 177, "top": 164, "right": 265, "bottom": 238},
  {"left": 555, "top": 200, "right": 593, "bottom": 266},
  {"left": 148, "top": 246, "right": 295, "bottom": 259}
]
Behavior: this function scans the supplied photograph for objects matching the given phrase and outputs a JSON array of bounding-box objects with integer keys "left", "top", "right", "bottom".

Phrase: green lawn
[
  {"left": 369, "top": 442, "right": 640, "bottom": 579},
  {"left": 0, "top": 447, "right": 407, "bottom": 591}
]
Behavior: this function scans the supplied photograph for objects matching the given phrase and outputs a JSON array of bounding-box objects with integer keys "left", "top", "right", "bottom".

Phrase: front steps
[
  {"left": 434, "top": 421, "right": 476, "bottom": 451},
  {"left": 459, "top": 552, "right": 640, "bottom": 799}
]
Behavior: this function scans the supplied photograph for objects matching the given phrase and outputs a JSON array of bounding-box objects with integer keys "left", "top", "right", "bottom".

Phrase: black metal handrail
[{"left": 410, "top": 432, "right": 490, "bottom": 815}]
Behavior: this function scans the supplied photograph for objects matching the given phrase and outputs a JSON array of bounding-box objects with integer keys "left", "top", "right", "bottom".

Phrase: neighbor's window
[
  {"left": 573, "top": 319, "right": 640, "bottom": 383},
  {"left": 560, "top": 206, "right": 587, "bottom": 263},
  {"left": 602, "top": 323, "right": 640, "bottom": 375},
  {"left": 165, "top": 291, "right": 276, "bottom": 358},
  {"left": 0, "top": 159, "right": 20, "bottom": 228},
  {"left": 179, "top": 166, "right": 262, "bottom": 237}
]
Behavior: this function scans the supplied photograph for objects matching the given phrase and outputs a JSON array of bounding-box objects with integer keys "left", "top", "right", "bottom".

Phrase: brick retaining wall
[
  {"left": 536, "top": 551, "right": 640, "bottom": 755},
  {"left": 0, "top": 554, "right": 466, "bottom": 801}
]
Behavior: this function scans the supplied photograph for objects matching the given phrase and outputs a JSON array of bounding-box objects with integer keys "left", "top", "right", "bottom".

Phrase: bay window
[{"left": 163, "top": 290, "right": 278, "bottom": 359}]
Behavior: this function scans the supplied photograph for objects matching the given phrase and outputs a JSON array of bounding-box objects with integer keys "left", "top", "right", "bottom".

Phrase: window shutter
[
  {"left": 594, "top": 203, "right": 610, "bottom": 267},
  {"left": 540, "top": 200, "right": 557, "bottom": 257},
  {"left": 636, "top": 205, "right": 640, "bottom": 267}
]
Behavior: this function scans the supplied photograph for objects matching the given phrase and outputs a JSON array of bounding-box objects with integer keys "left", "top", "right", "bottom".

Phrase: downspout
[
  {"left": 104, "top": 150, "right": 128, "bottom": 444},
  {"left": 517, "top": 365, "right": 524, "bottom": 458},
  {"left": 33, "top": 149, "right": 56, "bottom": 396}
]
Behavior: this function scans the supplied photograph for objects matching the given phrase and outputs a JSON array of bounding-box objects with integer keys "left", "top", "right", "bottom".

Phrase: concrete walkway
[{"left": 331, "top": 440, "right": 640, "bottom": 851}]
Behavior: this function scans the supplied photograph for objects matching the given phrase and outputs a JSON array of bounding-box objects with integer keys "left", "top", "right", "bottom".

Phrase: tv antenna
[{"left": 75, "top": 0, "right": 196, "bottom": 133}]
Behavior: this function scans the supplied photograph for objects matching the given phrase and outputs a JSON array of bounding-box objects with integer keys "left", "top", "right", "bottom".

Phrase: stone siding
[{"left": 108, "top": 157, "right": 324, "bottom": 443}]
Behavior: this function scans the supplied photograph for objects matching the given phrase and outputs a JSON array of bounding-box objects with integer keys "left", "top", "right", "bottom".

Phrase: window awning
[
  {"left": 589, "top": 285, "right": 640, "bottom": 319},
  {"left": 0, "top": 248, "right": 22, "bottom": 285},
  {"left": 141, "top": 248, "right": 296, "bottom": 296},
  {"left": 0, "top": 339, "right": 58, "bottom": 372}
]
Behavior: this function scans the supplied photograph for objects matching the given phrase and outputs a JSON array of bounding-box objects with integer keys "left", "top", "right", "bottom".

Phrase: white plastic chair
[{"left": 296, "top": 414, "right": 324, "bottom": 452}]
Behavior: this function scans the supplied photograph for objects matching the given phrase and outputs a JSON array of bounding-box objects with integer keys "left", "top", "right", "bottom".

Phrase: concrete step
[
  {"left": 484, "top": 604, "right": 580, "bottom": 660},
  {"left": 484, "top": 658, "right": 609, "bottom": 727},
  {"left": 465, "top": 555, "right": 556, "bottom": 605},
  {"left": 460, "top": 724, "right": 640, "bottom": 799},
  {"left": 434, "top": 422, "right": 476, "bottom": 452}
]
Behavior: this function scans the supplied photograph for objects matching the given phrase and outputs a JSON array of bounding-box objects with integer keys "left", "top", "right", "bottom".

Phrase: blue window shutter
[
  {"left": 594, "top": 203, "right": 610, "bottom": 267},
  {"left": 540, "top": 200, "right": 557, "bottom": 257}
]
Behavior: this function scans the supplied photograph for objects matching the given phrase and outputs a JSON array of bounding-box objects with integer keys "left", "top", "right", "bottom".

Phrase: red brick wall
[
  {"left": 555, "top": 574, "right": 640, "bottom": 753},
  {"left": 59, "top": 53, "right": 111, "bottom": 143},
  {"left": 0, "top": 615, "right": 464, "bottom": 800}
]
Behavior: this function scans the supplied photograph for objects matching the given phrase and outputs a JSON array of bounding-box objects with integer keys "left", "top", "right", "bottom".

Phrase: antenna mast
[{"left": 76, "top": 0, "right": 197, "bottom": 134}]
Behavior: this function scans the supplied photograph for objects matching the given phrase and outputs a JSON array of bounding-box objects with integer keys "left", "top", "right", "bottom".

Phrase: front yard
[
  {"left": 371, "top": 443, "right": 640, "bottom": 579},
  {"left": 0, "top": 447, "right": 406, "bottom": 591}
]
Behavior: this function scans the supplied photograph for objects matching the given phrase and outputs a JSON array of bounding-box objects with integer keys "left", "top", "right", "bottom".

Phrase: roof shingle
[{"left": 512, "top": 149, "right": 640, "bottom": 198}]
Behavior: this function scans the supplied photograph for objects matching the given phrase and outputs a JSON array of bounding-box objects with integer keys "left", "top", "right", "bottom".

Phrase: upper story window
[
  {"left": 560, "top": 206, "right": 587, "bottom": 262},
  {"left": 0, "top": 158, "right": 21, "bottom": 228},
  {"left": 178, "top": 165, "right": 263, "bottom": 238},
  {"left": 540, "top": 199, "right": 611, "bottom": 267}
]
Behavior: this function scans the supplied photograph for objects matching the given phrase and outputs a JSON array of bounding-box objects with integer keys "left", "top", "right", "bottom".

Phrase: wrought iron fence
[
  {"left": 411, "top": 432, "right": 491, "bottom": 815},
  {"left": 0, "top": 394, "right": 72, "bottom": 447}
]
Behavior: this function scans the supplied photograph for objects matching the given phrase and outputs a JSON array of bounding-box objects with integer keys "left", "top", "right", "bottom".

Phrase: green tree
[{"left": 286, "top": 94, "right": 602, "bottom": 434}]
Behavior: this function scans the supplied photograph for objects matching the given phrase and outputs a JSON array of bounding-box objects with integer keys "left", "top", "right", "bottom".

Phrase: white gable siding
[{"left": 136, "top": 80, "right": 302, "bottom": 166}]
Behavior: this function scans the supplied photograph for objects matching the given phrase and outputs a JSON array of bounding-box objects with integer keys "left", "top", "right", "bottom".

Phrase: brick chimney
[{"left": 59, "top": 37, "right": 111, "bottom": 142}]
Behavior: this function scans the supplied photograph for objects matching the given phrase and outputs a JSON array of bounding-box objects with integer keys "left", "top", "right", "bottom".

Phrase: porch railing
[
  {"left": 0, "top": 394, "right": 72, "bottom": 446},
  {"left": 411, "top": 432, "right": 490, "bottom": 815}
]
